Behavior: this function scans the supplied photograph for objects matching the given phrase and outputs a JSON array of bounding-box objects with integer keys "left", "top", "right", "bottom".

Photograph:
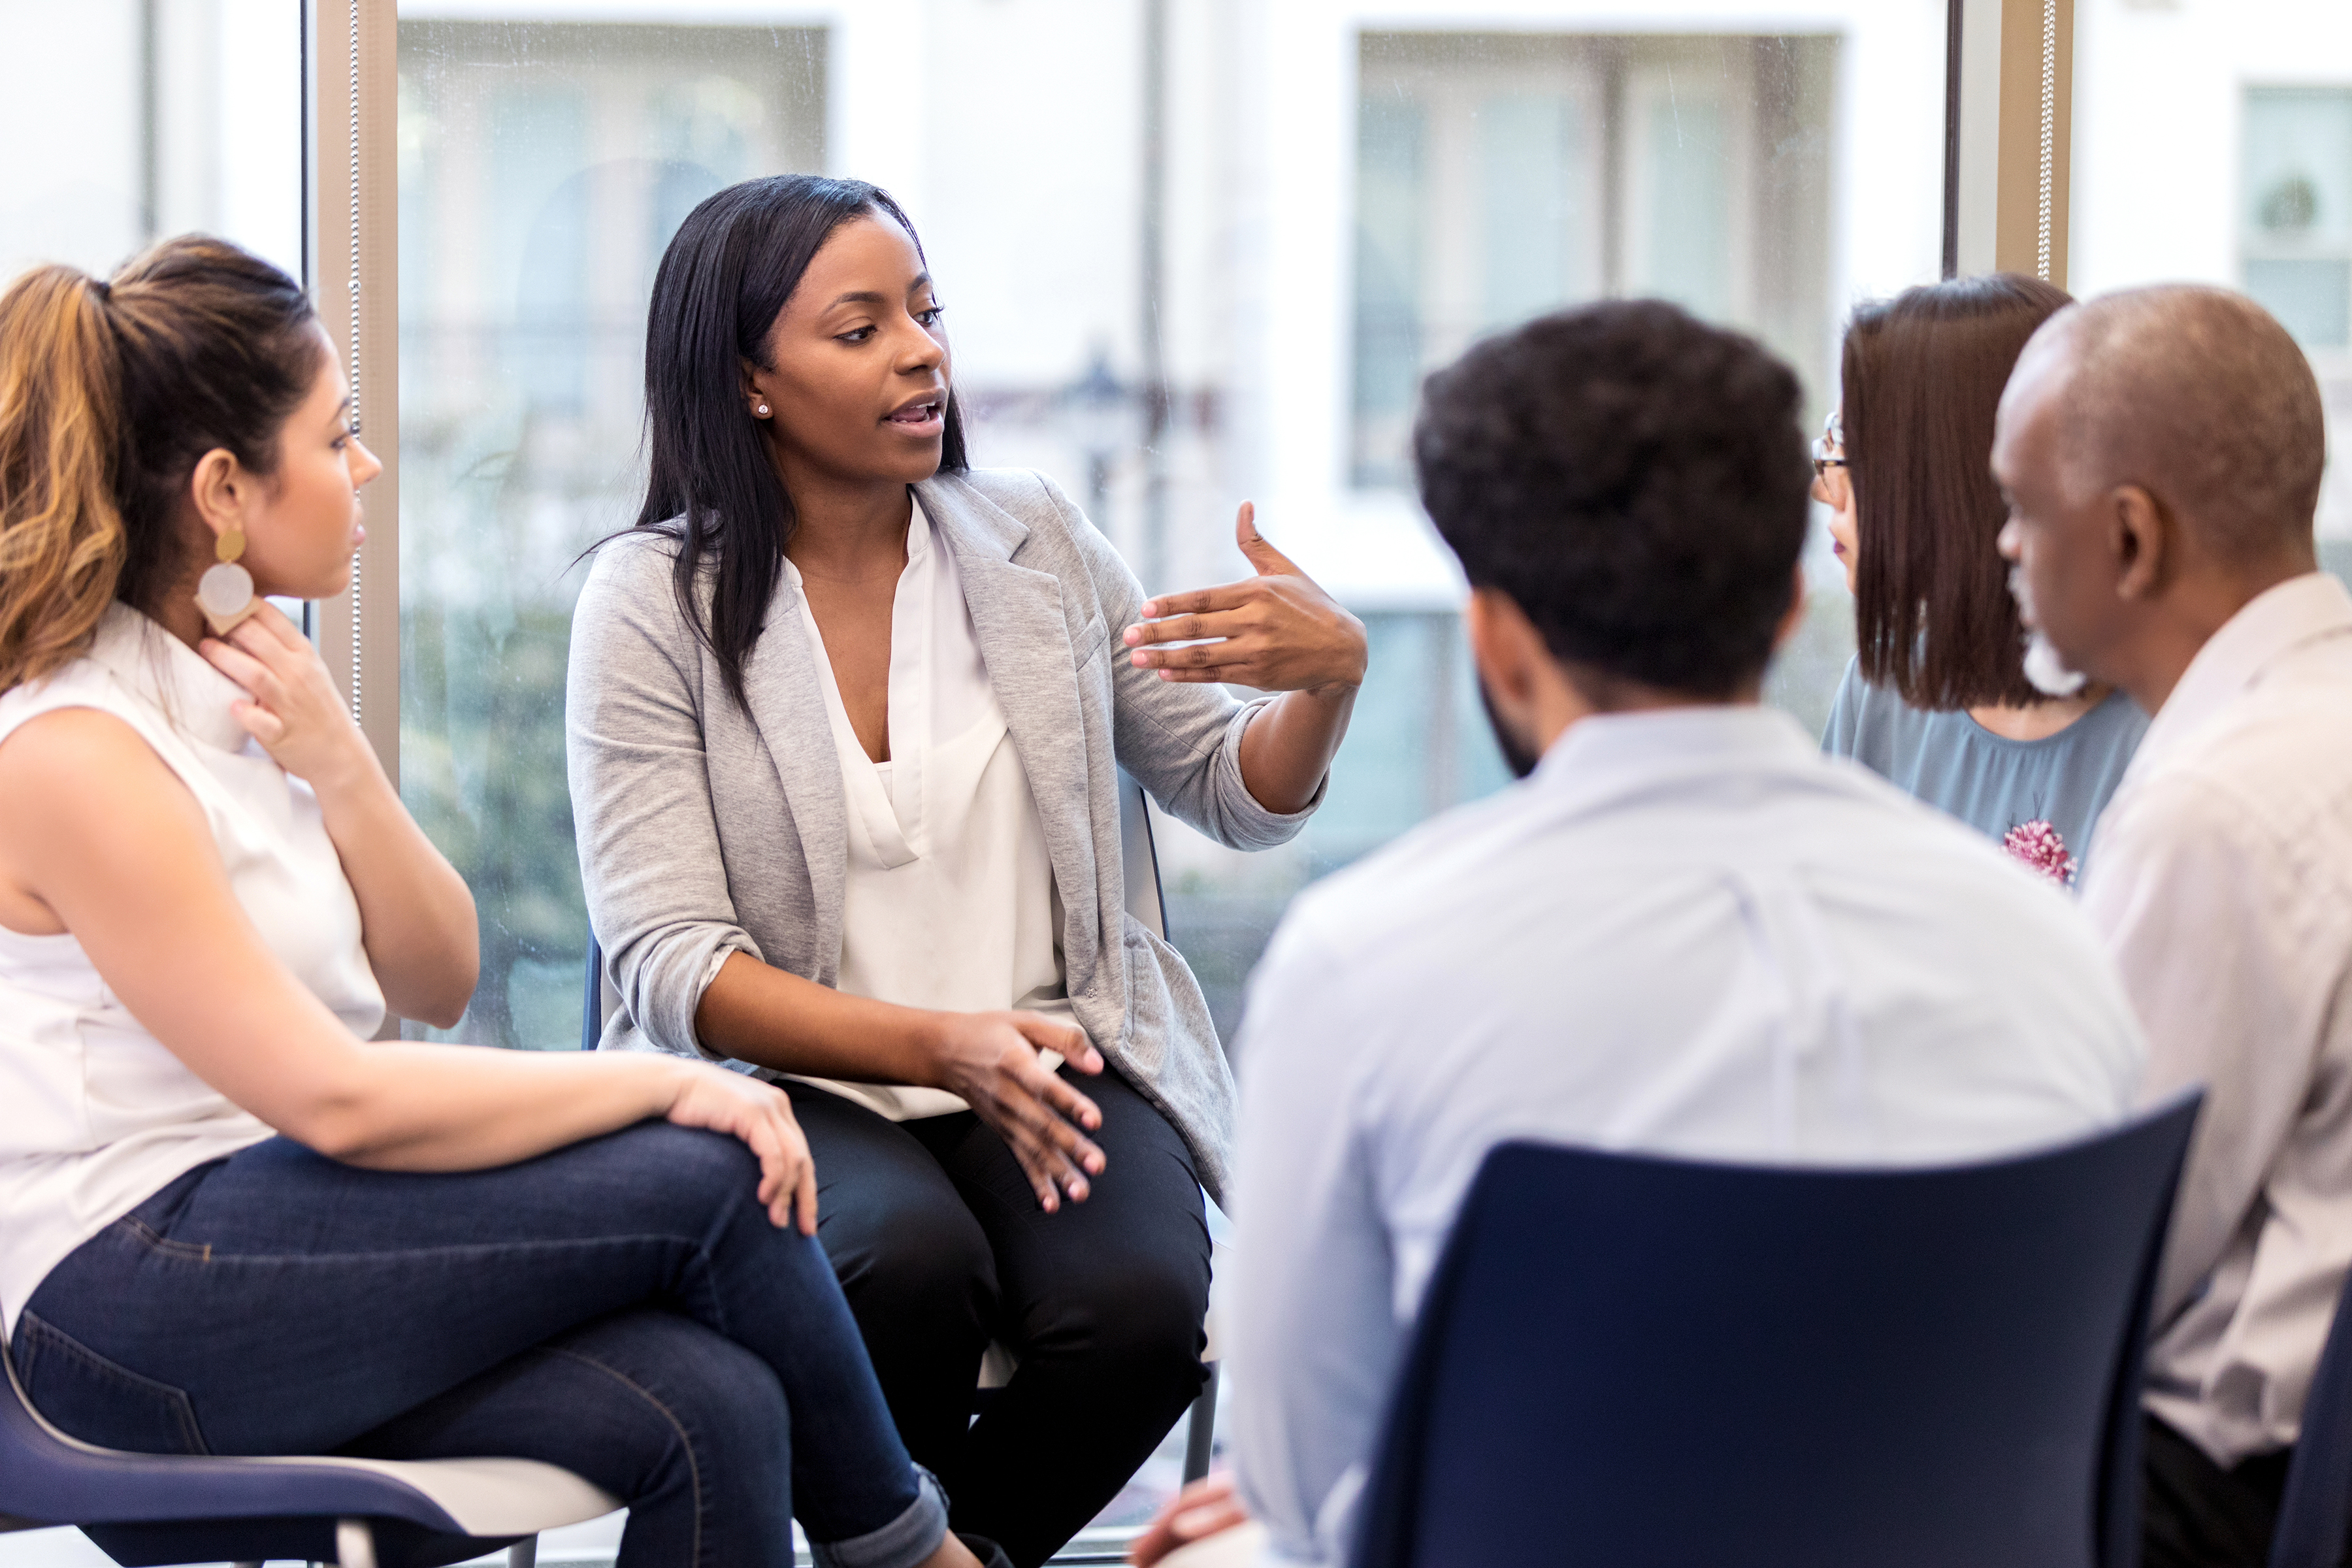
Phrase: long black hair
[{"left": 635, "top": 175, "right": 968, "bottom": 709}]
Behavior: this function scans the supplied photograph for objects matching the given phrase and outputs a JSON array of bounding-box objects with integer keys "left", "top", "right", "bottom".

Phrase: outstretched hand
[{"left": 1122, "top": 504, "right": 1367, "bottom": 695}]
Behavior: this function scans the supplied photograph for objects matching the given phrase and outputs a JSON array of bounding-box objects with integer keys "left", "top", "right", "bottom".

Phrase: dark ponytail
[{"left": 636, "top": 175, "right": 968, "bottom": 710}]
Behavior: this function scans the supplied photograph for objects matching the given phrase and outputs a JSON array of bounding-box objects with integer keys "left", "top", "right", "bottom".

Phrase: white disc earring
[
  {"left": 756, "top": 402, "right": 771, "bottom": 417},
  {"left": 195, "top": 526, "right": 260, "bottom": 636}
]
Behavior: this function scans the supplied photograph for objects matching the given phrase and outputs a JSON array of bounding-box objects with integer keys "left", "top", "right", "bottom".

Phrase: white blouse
[
  {"left": 0, "top": 605, "right": 385, "bottom": 1331},
  {"left": 785, "top": 497, "right": 1075, "bottom": 1120}
]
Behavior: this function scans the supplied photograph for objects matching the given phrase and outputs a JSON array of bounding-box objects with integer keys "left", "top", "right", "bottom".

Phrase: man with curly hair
[{"left": 1132, "top": 300, "right": 2150, "bottom": 1568}]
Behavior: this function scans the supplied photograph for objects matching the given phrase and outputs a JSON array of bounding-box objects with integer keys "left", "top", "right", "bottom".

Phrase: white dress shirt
[
  {"left": 2082, "top": 572, "right": 2352, "bottom": 1467},
  {"left": 783, "top": 497, "right": 1074, "bottom": 1120},
  {"left": 1225, "top": 705, "right": 2147, "bottom": 1566},
  {"left": 0, "top": 606, "right": 385, "bottom": 1331}
]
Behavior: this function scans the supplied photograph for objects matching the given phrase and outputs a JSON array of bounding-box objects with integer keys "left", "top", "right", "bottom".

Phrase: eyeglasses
[{"left": 1811, "top": 409, "right": 1846, "bottom": 480}]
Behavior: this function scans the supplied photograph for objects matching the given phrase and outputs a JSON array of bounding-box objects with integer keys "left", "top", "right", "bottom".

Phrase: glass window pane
[
  {"left": 0, "top": 0, "right": 301, "bottom": 284},
  {"left": 398, "top": 21, "right": 826, "bottom": 1053},
  {"left": 2074, "top": 3, "right": 2352, "bottom": 588},
  {"left": 387, "top": 10, "right": 1948, "bottom": 1548}
]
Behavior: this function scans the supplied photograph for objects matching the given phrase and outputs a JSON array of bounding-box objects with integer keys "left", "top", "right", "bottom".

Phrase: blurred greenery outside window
[{"left": 397, "top": 22, "right": 826, "bottom": 1049}]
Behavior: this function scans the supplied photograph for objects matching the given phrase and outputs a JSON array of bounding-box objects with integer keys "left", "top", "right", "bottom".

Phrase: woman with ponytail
[{"left": 0, "top": 237, "right": 999, "bottom": 1568}]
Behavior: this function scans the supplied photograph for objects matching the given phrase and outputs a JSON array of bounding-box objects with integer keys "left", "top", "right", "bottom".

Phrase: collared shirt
[
  {"left": 1225, "top": 705, "right": 2147, "bottom": 1566},
  {"left": 780, "top": 496, "right": 1074, "bottom": 1120},
  {"left": 2082, "top": 572, "right": 2352, "bottom": 1467}
]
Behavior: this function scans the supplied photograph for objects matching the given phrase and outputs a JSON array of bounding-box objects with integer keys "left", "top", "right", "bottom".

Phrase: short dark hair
[
  {"left": 1845, "top": 272, "right": 2071, "bottom": 709},
  {"left": 634, "top": 175, "right": 968, "bottom": 711},
  {"left": 1413, "top": 299, "right": 1811, "bottom": 701}
]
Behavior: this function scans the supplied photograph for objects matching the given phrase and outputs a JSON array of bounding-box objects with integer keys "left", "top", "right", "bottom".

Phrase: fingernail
[{"left": 1142, "top": 601, "right": 1158, "bottom": 616}]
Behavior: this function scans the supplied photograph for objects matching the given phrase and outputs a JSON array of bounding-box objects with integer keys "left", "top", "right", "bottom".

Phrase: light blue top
[{"left": 1821, "top": 655, "right": 2149, "bottom": 884}]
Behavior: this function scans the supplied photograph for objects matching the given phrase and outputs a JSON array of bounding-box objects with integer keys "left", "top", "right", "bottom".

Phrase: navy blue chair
[
  {"left": 2265, "top": 1260, "right": 2352, "bottom": 1567},
  {"left": 1350, "top": 1094, "right": 2204, "bottom": 1568},
  {"left": 580, "top": 772, "right": 1224, "bottom": 1489},
  {"left": 0, "top": 1333, "right": 614, "bottom": 1567}
]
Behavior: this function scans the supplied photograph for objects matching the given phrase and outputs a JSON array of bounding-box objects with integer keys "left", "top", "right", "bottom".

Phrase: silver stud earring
[{"left": 755, "top": 403, "right": 770, "bottom": 417}]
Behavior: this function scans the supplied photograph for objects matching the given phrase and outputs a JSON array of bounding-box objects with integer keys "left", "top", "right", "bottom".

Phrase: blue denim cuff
[{"left": 810, "top": 1465, "right": 950, "bottom": 1568}]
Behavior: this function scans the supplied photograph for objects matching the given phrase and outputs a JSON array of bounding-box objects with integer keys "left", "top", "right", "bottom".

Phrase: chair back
[
  {"left": 1350, "top": 1094, "right": 2203, "bottom": 1568},
  {"left": 2266, "top": 1259, "right": 2352, "bottom": 1567},
  {"left": 580, "top": 770, "right": 1169, "bottom": 1049}
]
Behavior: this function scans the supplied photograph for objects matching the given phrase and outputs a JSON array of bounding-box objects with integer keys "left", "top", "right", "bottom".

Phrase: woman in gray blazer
[{"left": 566, "top": 175, "right": 1365, "bottom": 1565}]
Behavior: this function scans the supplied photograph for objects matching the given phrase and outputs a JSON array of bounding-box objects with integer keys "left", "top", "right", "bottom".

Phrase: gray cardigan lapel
[
  {"left": 737, "top": 571, "right": 850, "bottom": 980},
  {"left": 921, "top": 478, "right": 1108, "bottom": 995}
]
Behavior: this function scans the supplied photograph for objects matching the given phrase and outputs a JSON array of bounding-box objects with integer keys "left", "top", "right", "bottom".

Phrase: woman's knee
[
  {"left": 1033, "top": 1248, "right": 1209, "bottom": 1379},
  {"left": 826, "top": 1185, "right": 996, "bottom": 1328}
]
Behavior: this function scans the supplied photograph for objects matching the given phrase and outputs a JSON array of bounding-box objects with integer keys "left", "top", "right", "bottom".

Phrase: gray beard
[{"left": 2021, "top": 631, "right": 2089, "bottom": 698}]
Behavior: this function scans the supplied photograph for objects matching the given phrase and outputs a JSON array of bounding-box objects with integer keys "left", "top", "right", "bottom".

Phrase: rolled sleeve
[{"left": 1039, "top": 472, "right": 1326, "bottom": 851}]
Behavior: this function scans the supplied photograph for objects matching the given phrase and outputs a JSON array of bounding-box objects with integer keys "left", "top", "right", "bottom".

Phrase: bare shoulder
[
  {"left": 0, "top": 706, "right": 206, "bottom": 858},
  {"left": 0, "top": 706, "right": 206, "bottom": 932}
]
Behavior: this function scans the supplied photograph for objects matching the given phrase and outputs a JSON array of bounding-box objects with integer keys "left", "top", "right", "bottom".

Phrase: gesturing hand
[
  {"left": 1122, "top": 503, "right": 1368, "bottom": 694},
  {"left": 928, "top": 1010, "right": 1107, "bottom": 1212},
  {"left": 199, "top": 602, "right": 379, "bottom": 794},
  {"left": 662, "top": 1063, "right": 819, "bottom": 1234}
]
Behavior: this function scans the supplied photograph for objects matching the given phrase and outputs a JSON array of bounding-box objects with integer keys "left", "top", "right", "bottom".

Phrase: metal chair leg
[
  {"left": 510, "top": 1536, "right": 540, "bottom": 1567},
  {"left": 1183, "top": 1362, "right": 1220, "bottom": 1484},
  {"left": 336, "top": 1516, "right": 379, "bottom": 1568}
]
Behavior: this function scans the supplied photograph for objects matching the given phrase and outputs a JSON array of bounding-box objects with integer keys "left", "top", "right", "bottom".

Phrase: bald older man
[{"left": 1994, "top": 286, "right": 2352, "bottom": 1568}]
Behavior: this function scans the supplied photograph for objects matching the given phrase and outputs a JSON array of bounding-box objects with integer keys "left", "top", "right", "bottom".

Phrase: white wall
[{"left": 2072, "top": 0, "right": 2352, "bottom": 536}]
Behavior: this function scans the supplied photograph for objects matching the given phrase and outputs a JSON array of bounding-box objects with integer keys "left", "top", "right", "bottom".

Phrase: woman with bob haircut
[
  {"left": 1818, "top": 272, "right": 2147, "bottom": 885},
  {"left": 0, "top": 236, "right": 1002, "bottom": 1568},
  {"left": 567, "top": 175, "right": 1364, "bottom": 1565}
]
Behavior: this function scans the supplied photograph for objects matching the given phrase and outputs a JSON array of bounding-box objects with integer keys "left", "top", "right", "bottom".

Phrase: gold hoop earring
[{"left": 195, "top": 525, "right": 259, "bottom": 636}]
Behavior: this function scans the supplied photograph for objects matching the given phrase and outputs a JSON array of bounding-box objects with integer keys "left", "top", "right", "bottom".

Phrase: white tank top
[{"left": 0, "top": 604, "right": 384, "bottom": 1331}]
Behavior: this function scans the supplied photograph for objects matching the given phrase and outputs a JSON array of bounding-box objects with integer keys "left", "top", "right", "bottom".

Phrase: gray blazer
[{"left": 564, "top": 468, "right": 1320, "bottom": 1203}]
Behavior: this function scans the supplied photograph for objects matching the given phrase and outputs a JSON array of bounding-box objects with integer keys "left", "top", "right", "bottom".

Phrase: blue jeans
[{"left": 13, "top": 1122, "right": 947, "bottom": 1568}]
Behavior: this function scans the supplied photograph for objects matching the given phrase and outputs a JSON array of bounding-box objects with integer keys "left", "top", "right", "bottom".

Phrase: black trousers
[
  {"left": 785, "top": 1070, "right": 1212, "bottom": 1568},
  {"left": 2143, "top": 1413, "right": 2297, "bottom": 1568}
]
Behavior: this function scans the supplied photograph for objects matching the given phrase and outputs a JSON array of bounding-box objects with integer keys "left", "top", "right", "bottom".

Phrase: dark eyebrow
[{"left": 825, "top": 272, "right": 934, "bottom": 310}]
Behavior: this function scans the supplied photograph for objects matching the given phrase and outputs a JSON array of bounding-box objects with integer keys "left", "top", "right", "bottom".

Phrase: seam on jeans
[
  {"left": 118, "top": 1216, "right": 212, "bottom": 1262},
  {"left": 107, "top": 1228, "right": 684, "bottom": 1270},
  {"left": 544, "top": 1345, "right": 704, "bottom": 1566},
  {"left": 14, "top": 1311, "right": 210, "bottom": 1454}
]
